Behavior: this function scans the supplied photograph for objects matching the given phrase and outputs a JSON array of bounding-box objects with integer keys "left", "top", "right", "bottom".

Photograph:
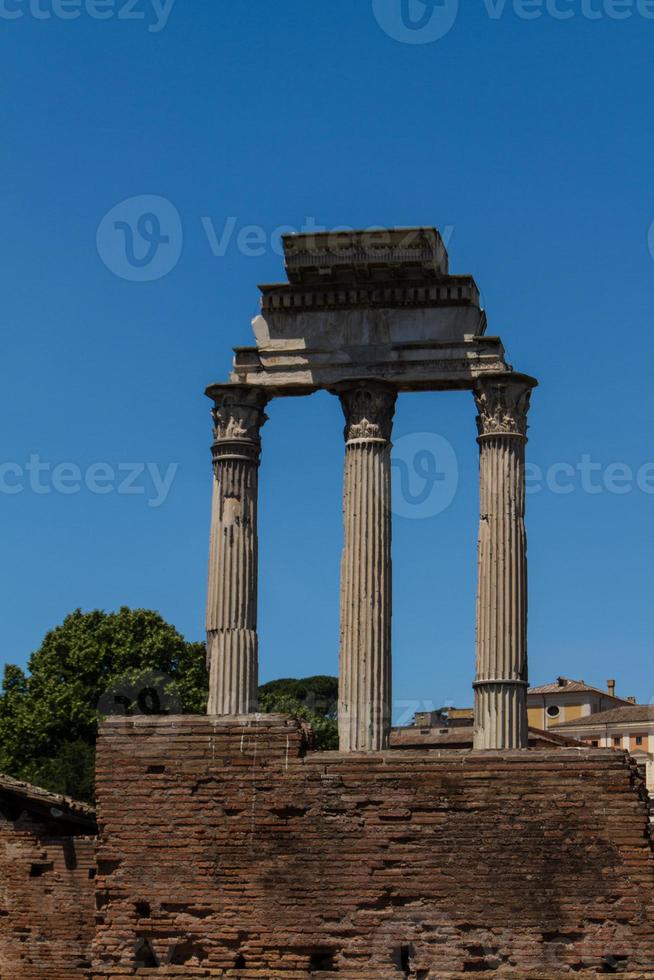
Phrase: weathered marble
[
  {"left": 206, "top": 385, "right": 267, "bottom": 715},
  {"left": 231, "top": 334, "right": 508, "bottom": 393},
  {"left": 473, "top": 374, "right": 537, "bottom": 750},
  {"left": 224, "top": 227, "right": 508, "bottom": 393},
  {"left": 205, "top": 229, "right": 538, "bottom": 753},
  {"left": 336, "top": 381, "right": 397, "bottom": 751}
]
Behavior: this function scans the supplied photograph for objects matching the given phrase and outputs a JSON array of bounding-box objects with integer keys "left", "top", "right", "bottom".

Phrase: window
[
  {"left": 546, "top": 705, "right": 560, "bottom": 719},
  {"left": 613, "top": 736, "right": 622, "bottom": 746},
  {"left": 591, "top": 740, "right": 599, "bottom": 747},
  {"left": 636, "top": 736, "right": 643, "bottom": 746}
]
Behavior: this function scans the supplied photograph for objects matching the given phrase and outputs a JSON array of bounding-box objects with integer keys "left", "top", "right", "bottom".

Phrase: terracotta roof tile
[
  {"left": 552, "top": 704, "right": 654, "bottom": 728},
  {"left": 528, "top": 677, "right": 630, "bottom": 702},
  {"left": 0, "top": 772, "right": 96, "bottom": 824}
]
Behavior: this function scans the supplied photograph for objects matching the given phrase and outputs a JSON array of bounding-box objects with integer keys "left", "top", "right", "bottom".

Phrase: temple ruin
[
  {"left": 5, "top": 227, "right": 654, "bottom": 979},
  {"left": 205, "top": 227, "right": 537, "bottom": 751}
]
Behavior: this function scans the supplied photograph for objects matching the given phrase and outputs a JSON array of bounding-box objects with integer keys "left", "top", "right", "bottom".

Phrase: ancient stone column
[
  {"left": 336, "top": 381, "right": 397, "bottom": 752},
  {"left": 473, "top": 373, "right": 537, "bottom": 750},
  {"left": 206, "top": 386, "right": 268, "bottom": 715}
]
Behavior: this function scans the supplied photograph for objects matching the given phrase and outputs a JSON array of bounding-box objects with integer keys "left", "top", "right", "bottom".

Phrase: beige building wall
[
  {"left": 647, "top": 760, "right": 654, "bottom": 795},
  {"left": 549, "top": 720, "right": 654, "bottom": 804},
  {"left": 527, "top": 696, "right": 595, "bottom": 729},
  {"left": 527, "top": 685, "right": 631, "bottom": 731},
  {"left": 527, "top": 706, "right": 544, "bottom": 728}
]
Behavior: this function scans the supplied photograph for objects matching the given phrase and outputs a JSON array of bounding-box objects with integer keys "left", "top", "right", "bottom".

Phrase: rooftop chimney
[
  {"left": 628, "top": 696, "right": 636, "bottom": 704},
  {"left": 607, "top": 679, "right": 616, "bottom": 697}
]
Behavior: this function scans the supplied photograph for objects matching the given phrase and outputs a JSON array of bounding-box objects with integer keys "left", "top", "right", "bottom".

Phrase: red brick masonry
[
  {"left": 93, "top": 715, "right": 654, "bottom": 979},
  {"left": 0, "top": 776, "right": 96, "bottom": 979}
]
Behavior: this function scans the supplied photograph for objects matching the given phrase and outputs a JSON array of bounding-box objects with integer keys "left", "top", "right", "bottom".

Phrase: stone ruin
[
  {"left": 204, "top": 227, "right": 536, "bottom": 751},
  {"left": 3, "top": 228, "right": 654, "bottom": 978}
]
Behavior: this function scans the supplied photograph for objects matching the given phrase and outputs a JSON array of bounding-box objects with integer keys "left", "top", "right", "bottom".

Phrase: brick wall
[
  {"left": 93, "top": 715, "right": 654, "bottom": 978},
  {"left": 0, "top": 807, "right": 96, "bottom": 979}
]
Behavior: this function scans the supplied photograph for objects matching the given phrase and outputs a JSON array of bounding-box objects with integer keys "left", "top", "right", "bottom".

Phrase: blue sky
[{"left": 1, "top": 0, "right": 653, "bottom": 714}]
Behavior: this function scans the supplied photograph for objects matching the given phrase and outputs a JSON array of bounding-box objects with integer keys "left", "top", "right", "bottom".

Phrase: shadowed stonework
[
  {"left": 0, "top": 775, "right": 97, "bottom": 979},
  {"left": 92, "top": 716, "right": 654, "bottom": 978}
]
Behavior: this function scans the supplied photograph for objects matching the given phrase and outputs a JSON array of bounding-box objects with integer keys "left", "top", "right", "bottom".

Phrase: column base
[
  {"left": 473, "top": 680, "right": 528, "bottom": 750},
  {"left": 338, "top": 703, "right": 391, "bottom": 753},
  {"left": 206, "top": 629, "right": 258, "bottom": 715}
]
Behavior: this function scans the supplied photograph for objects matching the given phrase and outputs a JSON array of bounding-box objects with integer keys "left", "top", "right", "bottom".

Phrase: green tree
[
  {"left": 258, "top": 675, "right": 338, "bottom": 750},
  {"left": 0, "top": 609, "right": 340, "bottom": 803},
  {"left": 0, "top": 607, "right": 208, "bottom": 802}
]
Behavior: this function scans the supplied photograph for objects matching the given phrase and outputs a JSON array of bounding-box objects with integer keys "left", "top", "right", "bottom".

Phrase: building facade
[
  {"left": 527, "top": 676, "right": 632, "bottom": 730},
  {"left": 551, "top": 704, "right": 654, "bottom": 797}
]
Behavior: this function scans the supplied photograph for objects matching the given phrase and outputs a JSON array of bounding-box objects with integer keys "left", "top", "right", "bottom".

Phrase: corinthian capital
[
  {"left": 208, "top": 386, "right": 268, "bottom": 451},
  {"left": 337, "top": 381, "right": 397, "bottom": 443},
  {"left": 474, "top": 374, "right": 537, "bottom": 439}
]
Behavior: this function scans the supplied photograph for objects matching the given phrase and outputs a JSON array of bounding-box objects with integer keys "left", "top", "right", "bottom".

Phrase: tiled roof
[
  {"left": 0, "top": 772, "right": 96, "bottom": 825},
  {"left": 528, "top": 677, "right": 629, "bottom": 702},
  {"left": 390, "top": 726, "right": 582, "bottom": 748},
  {"left": 552, "top": 704, "right": 654, "bottom": 729}
]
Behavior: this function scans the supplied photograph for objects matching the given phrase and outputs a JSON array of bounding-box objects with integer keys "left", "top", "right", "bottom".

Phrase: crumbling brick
[{"left": 91, "top": 714, "right": 654, "bottom": 978}]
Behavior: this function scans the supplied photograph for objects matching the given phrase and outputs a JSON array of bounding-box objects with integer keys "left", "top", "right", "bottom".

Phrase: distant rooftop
[
  {"left": 552, "top": 704, "right": 654, "bottom": 729},
  {"left": 390, "top": 726, "right": 582, "bottom": 749},
  {"left": 528, "top": 676, "right": 631, "bottom": 702}
]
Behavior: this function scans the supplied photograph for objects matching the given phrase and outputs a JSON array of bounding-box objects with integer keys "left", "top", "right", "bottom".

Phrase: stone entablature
[
  {"left": 259, "top": 278, "right": 480, "bottom": 312},
  {"left": 282, "top": 226, "right": 450, "bottom": 283},
  {"left": 229, "top": 335, "right": 507, "bottom": 393},
  {"left": 231, "top": 226, "right": 496, "bottom": 393},
  {"left": 205, "top": 228, "right": 538, "bottom": 751}
]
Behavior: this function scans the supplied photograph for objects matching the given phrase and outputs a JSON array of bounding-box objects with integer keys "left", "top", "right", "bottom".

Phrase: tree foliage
[
  {"left": 0, "top": 609, "right": 340, "bottom": 803},
  {"left": 0, "top": 607, "right": 208, "bottom": 802},
  {"left": 258, "top": 676, "right": 338, "bottom": 750}
]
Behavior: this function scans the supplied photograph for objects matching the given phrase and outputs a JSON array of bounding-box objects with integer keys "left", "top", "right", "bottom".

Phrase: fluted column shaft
[
  {"left": 206, "top": 386, "right": 267, "bottom": 715},
  {"left": 336, "top": 381, "right": 397, "bottom": 752},
  {"left": 473, "top": 374, "right": 537, "bottom": 749}
]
